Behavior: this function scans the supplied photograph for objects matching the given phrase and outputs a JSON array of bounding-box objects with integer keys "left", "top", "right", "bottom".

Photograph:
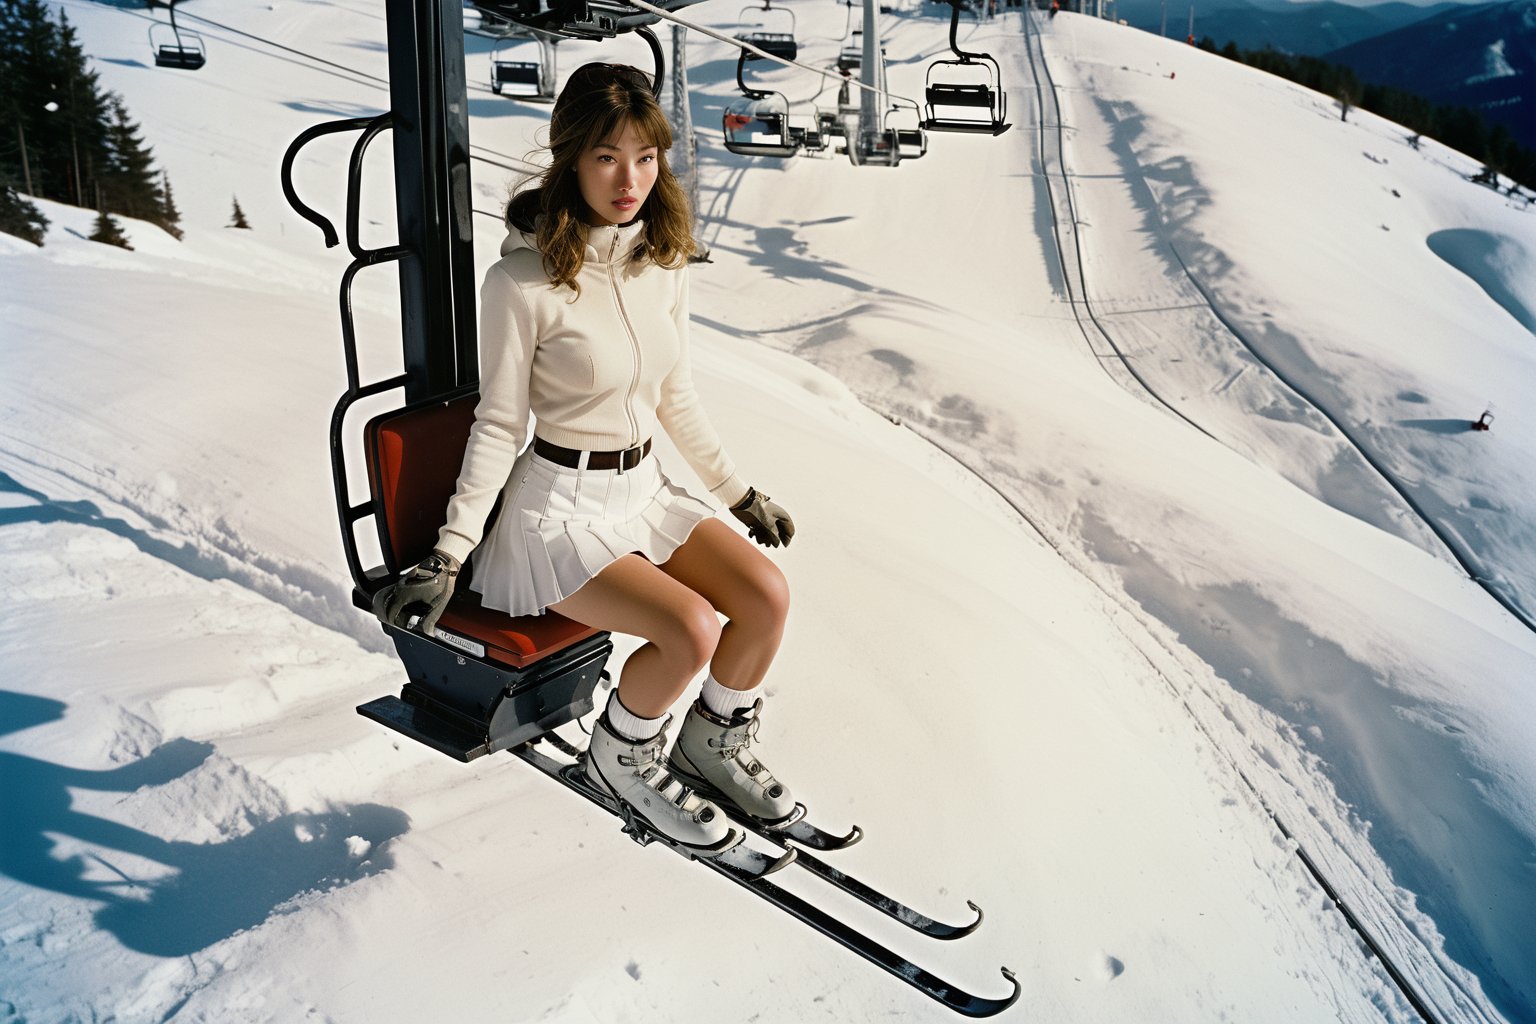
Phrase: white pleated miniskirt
[{"left": 468, "top": 443, "right": 715, "bottom": 617}]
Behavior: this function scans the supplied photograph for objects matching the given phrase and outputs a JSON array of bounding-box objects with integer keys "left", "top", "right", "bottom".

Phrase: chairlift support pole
[
  {"left": 858, "top": 0, "right": 879, "bottom": 139},
  {"left": 384, "top": 0, "right": 479, "bottom": 401},
  {"left": 668, "top": 24, "right": 706, "bottom": 252}
]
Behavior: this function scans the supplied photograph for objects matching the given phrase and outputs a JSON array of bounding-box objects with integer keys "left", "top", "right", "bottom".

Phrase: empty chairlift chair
[
  {"left": 922, "top": 0, "right": 1010, "bottom": 136},
  {"left": 490, "top": 36, "right": 555, "bottom": 100},
  {"left": 148, "top": 4, "right": 206, "bottom": 71},
  {"left": 734, "top": 1, "right": 798, "bottom": 61}
]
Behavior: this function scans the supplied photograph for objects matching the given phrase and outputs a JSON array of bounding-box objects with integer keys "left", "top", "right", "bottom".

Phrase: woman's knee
[
  {"left": 744, "top": 558, "right": 791, "bottom": 630},
  {"left": 662, "top": 594, "right": 723, "bottom": 673}
]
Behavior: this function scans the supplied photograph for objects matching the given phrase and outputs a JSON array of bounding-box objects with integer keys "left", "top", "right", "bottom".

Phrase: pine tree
[
  {"left": 228, "top": 194, "right": 251, "bottom": 229},
  {"left": 158, "top": 168, "right": 182, "bottom": 238},
  {"left": 0, "top": 178, "right": 48, "bottom": 245},
  {"left": 101, "top": 94, "right": 160, "bottom": 222},
  {"left": 88, "top": 200, "right": 130, "bottom": 249},
  {"left": 0, "top": 2, "right": 111, "bottom": 209}
]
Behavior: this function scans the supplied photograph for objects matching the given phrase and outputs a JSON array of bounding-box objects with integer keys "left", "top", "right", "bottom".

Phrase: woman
[{"left": 377, "top": 63, "right": 797, "bottom": 855}]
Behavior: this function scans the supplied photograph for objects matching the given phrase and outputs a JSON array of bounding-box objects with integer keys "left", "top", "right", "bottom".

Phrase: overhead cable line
[
  {"left": 625, "top": 0, "right": 918, "bottom": 109},
  {"left": 78, "top": 0, "right": 545, "bottom": 176}
]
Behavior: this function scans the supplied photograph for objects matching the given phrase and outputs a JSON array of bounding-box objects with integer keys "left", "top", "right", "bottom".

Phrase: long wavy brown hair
[{"left": 506, "top": 63, "right": 695, "bottom": 295}]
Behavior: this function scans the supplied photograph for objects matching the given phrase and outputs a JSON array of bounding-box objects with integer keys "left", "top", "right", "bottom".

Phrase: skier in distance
[{"left": 376, "top": 62, "right": 798, "bottom": 854}]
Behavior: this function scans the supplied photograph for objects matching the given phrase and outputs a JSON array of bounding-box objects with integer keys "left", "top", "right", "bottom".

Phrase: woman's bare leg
[
  {"left": 548, "top": 554, "right": 722, "bottom": 718},
  {"left": 658, "top": 518, "right": 790, "bottom": 692}
]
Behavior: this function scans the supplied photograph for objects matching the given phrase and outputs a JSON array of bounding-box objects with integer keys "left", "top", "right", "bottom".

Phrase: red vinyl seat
[{"left": 365, "top": 394, "right": 598, "bottom": 669}]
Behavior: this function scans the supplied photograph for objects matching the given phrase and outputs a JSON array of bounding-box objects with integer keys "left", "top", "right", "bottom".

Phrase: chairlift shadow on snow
[
  {"left": 0, "top": 690, "right": 410, "bottom": 957},
  {"left": 284, "top": 99, "right": 384, "bottom": 119}
]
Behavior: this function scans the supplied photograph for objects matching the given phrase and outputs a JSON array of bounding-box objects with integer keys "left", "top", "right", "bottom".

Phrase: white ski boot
[
  {"left": 584, "top": 713, "right": 737, "bottom": 854},
  {"left": 667, "top": 698, "right": 797, "bottom": 825}
]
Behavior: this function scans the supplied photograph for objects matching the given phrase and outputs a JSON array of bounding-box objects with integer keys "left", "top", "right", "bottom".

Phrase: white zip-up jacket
[{"left": 435, "top": 219, "right": 748, "bottom": 564}]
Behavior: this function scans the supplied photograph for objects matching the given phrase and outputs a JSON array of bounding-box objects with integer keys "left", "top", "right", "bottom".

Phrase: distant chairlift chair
[
  {"left": 734, "top": 0, "right": 798, "bottom": 61},
  {"left": 490, "top": 34, "right": 559, "bottom": 101},
  {"left": 722, "top": 49, "right": 804, "bottom": 159},
  {"left": 148, "top": 2, "right": 206, "bottom": 71},
  {"left": 922, "top": 0, "right": 1010, "bottom": 136}
]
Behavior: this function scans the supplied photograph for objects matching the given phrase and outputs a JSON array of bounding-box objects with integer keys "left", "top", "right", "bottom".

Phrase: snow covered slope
[{"left": 3, "top": 1, "right": 1535, "bottom": 1022}]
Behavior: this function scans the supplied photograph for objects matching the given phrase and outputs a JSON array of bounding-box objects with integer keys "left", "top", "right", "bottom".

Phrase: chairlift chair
[
  {"left": 491, "top": 58, "right": 540, "bottom": 94},
  {"left": 836, "top": 29, "right": 864, "bottom": 72},
  {"left": 280, "top": 114, "right": 616, "bottom": 763},
  {"left": 723, "top": 94, "right": 800, "bottom": 159},
  {"left": 490, "top": 36, "right": 554, "bottom": 100},
  {"left": 354, "top": 393, "right": 612, "bottom": 760},
  {"left": 921, "top": 0, "right": 1010, "bottom": 135},
  {"left": 888, "top": 98, "right": 928, "bottom": 161},
  {"left": 853, "top": 127, "right": 902, "bottom": 167},
  {"left": 148, "top": 2, "right": 206, "bottom": 71},
  {"left": 721, "top": 49, "right": 802, "bottom": 159},
  {"left": 734, "top": 1, "right": 798, "bottom": 61}
]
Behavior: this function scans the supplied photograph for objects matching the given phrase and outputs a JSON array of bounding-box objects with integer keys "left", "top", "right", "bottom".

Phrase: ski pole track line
[
  {"left": 1022, "top": 11, "right": 1469, "bottom": 1019},
  {"left": 1019, "top": 8, "right": 1216, "bottom": 443},
  {"left": 1162, "top": 236, "right": 1536, "bottom": 637},
  {"left": 1023, "top": 8, "right": 1535, "bottom": 640}
]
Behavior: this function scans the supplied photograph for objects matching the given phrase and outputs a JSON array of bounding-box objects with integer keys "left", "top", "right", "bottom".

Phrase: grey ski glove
[
  {"left": 730, "top": 487, "right": 795, "bottom": 548},
  {"left": 373, "top": 550, "right": 460, "bottom": 635}
]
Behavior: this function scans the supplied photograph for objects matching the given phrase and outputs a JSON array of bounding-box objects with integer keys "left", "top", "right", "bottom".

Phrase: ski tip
[
  {"left": 952, "top": 899, "right": 985, "bottom": 938},
  {"left": 997, "top": 966, "right": 1022, "bottom": 1008},
  {"left": 761, "top": 846, "right": 799, "bottom": 877}
]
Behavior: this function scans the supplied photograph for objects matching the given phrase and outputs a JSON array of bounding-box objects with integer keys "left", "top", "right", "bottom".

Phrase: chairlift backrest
[{"left": 365, "top": 394, "right": 479, "bottom": 574}]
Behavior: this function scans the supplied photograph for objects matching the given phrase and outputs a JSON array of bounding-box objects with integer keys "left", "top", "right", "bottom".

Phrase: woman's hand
[
  {"left": 730, "top": 487, "right": 795, "bottom": 548},
  {"left": 373, "top": 550, "right": 461, "bottom": 634}
]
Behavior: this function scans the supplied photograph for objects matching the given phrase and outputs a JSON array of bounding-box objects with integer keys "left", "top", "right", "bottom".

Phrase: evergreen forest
[{"left": 1, "top": 0, "right": 179, "bottom": 245}]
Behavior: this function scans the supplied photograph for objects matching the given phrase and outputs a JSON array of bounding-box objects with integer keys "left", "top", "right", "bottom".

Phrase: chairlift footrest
[{"left": 358, "top": 694, "right": 491, "bottom": 761}]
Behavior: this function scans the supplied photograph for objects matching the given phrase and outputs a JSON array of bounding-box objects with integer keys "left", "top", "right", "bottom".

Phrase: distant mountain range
[
  {"left": 1325, "top": 0, "right": 1535, "bottom": 148},
  {"left": 1115, "top": 0, "right": 1461, "bottom": 53},
  {"left": 1115, "top": 0, "right": 1535, "bottom": 152}
]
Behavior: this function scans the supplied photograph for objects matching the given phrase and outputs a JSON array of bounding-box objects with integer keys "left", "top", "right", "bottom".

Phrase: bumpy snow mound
[{"left": 1426, "top": 228, "right": 1536, "bottom": 335}]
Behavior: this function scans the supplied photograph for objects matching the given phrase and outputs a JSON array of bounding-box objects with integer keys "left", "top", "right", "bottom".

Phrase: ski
[
  {"left": 543, "top": 731, "right": 984, "bottom": 940},
  {"left": 514, "top": 736, "right": 1020, "bottom": 1018},
  {"left": 762, "top": 807, "right": 865, "bottom": 852},
  {"left": 734, "top": 814, "right": 985, "bottom": 941}
]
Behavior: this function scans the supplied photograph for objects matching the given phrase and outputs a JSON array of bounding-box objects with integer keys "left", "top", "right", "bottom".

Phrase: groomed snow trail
[{"left": 2, "top": 2, "right": 1534, "bottom": 1022}]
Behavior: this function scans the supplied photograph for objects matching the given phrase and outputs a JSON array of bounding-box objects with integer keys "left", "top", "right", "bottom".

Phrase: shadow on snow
[{"left": 0, "top": 691, "right": 409, "bottom": 958}]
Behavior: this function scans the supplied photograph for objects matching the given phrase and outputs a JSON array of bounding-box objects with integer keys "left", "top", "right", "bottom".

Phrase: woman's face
[{"left": 574, "top": 120, "right": 659, "bottom": 227}]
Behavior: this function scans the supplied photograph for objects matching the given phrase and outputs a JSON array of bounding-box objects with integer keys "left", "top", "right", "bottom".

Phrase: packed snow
[{"left": 3, "top": 1, "right": 1535, "bottom": 1022}]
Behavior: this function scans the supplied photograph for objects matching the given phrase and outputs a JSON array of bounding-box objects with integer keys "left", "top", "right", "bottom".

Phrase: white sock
[
  {"left": 604, "top": 691, "right": 664, "bottom": 742},
  {"left": 701, "top": 674, "right": 760, "bottom": 718}
]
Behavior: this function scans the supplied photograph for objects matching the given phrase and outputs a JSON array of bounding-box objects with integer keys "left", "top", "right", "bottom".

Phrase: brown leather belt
[{"left": 533, "top": 436, "right": 652, "bottom": 472}]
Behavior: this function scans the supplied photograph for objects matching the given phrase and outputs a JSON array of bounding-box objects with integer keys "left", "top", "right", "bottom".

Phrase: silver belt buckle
[{"left": 617, "top": 443, "right": 642, "bottom": 475}]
